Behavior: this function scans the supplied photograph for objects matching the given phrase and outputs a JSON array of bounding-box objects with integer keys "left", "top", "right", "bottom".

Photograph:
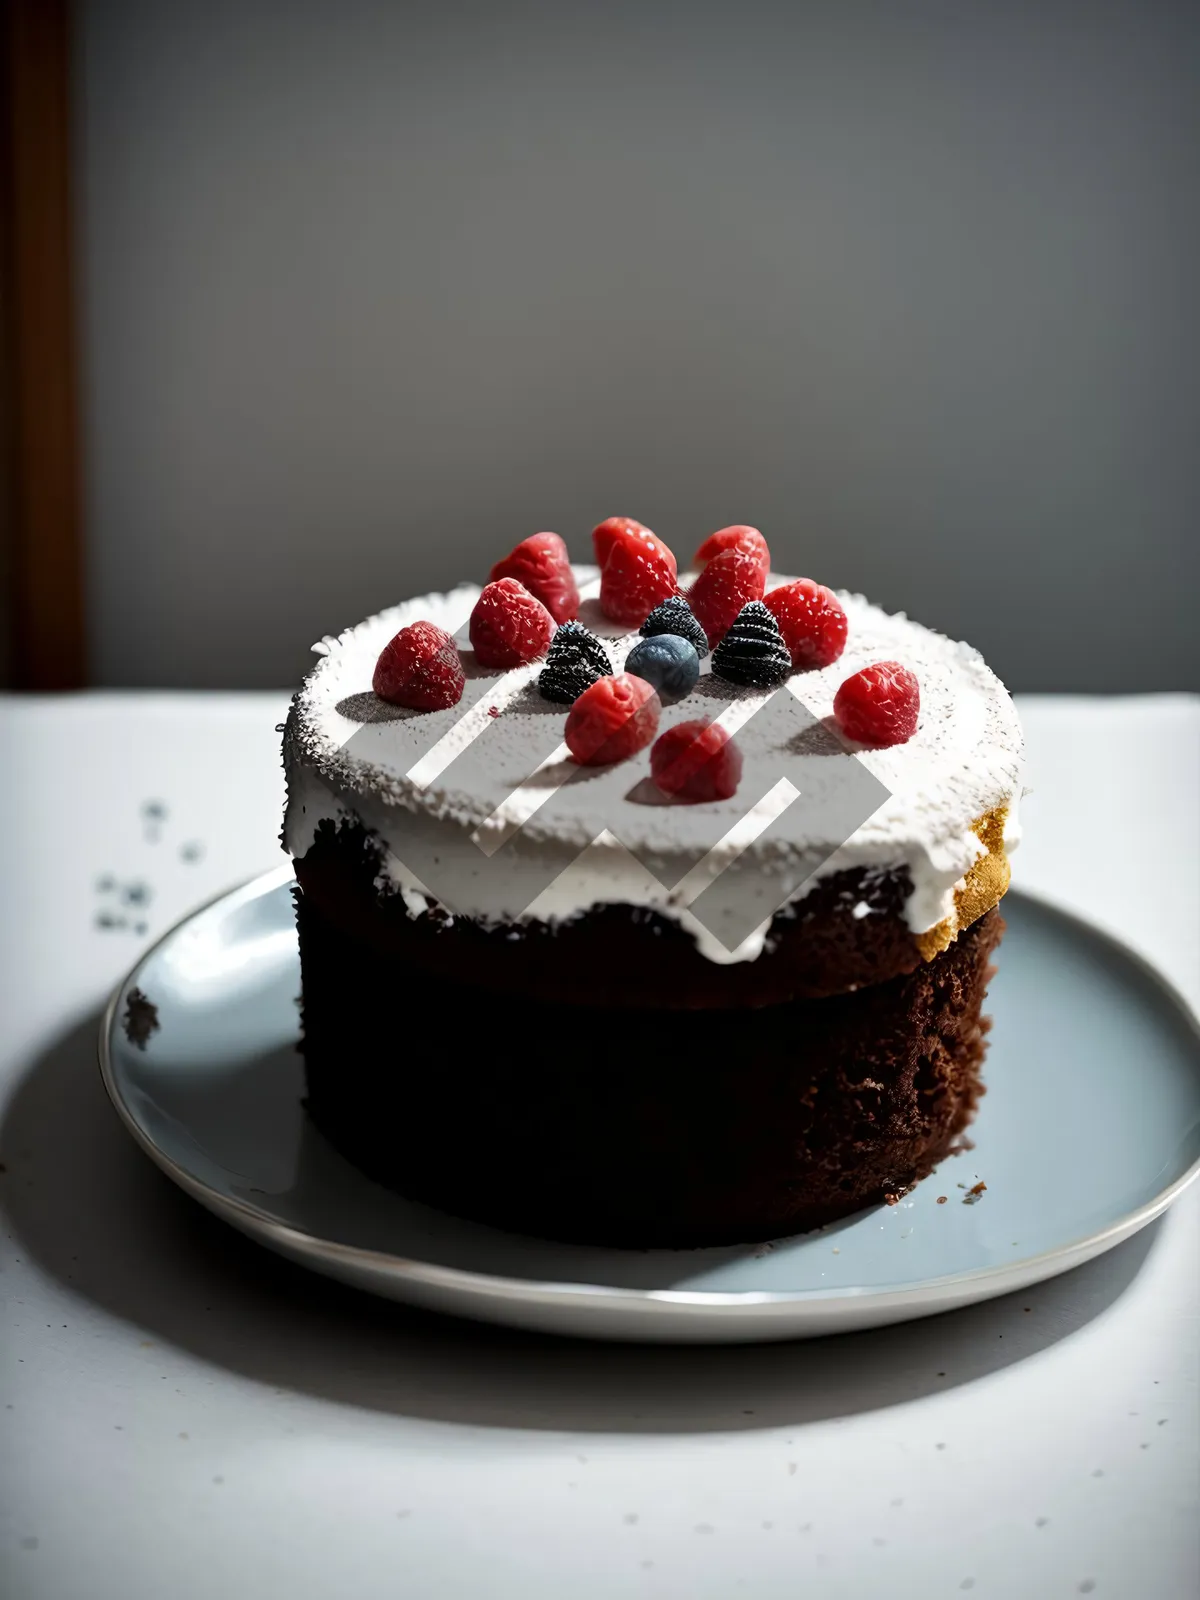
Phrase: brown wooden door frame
[{"left": 1, "top": 0, "right": 86, "bottom": 690}]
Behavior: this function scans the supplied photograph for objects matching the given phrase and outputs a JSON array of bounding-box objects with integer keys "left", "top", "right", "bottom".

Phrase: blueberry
[{"left": 624, "top": 634, "right": 700, "bottom": 700}]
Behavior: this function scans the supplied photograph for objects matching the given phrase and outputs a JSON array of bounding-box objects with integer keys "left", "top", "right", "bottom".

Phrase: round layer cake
[{"left": 283, "top": 553, "right": 1023, "bottom": 1247}]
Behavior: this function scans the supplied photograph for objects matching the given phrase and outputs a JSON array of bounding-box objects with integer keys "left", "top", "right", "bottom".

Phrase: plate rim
[{"left": 97, "top": 866, "right": 1200, "bottom": 1319}]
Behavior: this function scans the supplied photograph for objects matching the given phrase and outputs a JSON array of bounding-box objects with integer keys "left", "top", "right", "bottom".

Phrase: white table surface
[{"left": 1, "top": 692, "right": 1197, "bottom": 1600}]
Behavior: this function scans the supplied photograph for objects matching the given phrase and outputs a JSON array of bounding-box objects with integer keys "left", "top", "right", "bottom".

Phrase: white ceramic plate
[{"left": 99, "top": 867, "right": 1200, "bottom": 1343}]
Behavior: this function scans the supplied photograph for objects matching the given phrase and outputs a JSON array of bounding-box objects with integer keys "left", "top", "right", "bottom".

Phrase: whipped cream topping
[{"left": 283, "top": 569, "right": 1023, "bottom": 963}]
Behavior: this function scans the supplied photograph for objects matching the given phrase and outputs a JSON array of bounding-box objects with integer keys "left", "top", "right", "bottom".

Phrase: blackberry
[
  {"left": 639, "top": 595, "right": 709, "bottom": 659},
  {"left": 537, "top": 621, "right": 612, "bottom": 704},
  {"left": 711, "top": 601, "right": 791, "bottom": 688}
]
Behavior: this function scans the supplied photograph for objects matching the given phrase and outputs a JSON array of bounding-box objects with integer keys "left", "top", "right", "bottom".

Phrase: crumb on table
[{"left": 122, "top": 988, "right": 160, "bottom": 1051}]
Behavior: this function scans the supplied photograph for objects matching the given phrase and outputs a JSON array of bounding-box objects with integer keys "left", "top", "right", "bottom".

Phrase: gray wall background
[{"left": 77, "top": 0, "right": 1199, "bottom": 693}]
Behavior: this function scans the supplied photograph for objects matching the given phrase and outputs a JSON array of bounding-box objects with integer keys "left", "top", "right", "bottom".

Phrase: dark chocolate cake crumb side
[{"left": 295, "top": 868, "right": 1003, "bottom": 1247}]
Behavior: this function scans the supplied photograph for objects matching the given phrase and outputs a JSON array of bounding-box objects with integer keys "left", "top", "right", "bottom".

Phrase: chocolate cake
[{"left": 283, "top": 523, "right": 1023, "bottom": 1247}]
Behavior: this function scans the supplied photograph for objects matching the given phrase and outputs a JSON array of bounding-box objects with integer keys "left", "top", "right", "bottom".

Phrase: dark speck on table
[{"left": 122, "top": 988, "right": 160, "bottom": 1051}]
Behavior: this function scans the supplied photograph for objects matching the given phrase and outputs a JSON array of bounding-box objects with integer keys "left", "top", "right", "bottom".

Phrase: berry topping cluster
[{"left": 367, "top": 520, "right": 924, "bottom": 792}]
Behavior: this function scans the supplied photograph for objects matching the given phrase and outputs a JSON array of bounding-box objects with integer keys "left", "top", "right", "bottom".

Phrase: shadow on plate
[{"left": 0, "top": 1008, "right": 1166, "bottom": 1436}]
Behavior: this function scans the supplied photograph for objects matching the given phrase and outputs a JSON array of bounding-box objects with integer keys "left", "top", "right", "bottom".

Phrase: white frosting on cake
[{"left": 283, "top": 569, "right": 1023, "bottom": 964}]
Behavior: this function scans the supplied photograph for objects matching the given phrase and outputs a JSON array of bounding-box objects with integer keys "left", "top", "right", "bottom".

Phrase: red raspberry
[
  {"left": 591, "top": 516, "right": 673, "bottom": 573},
  {"left": 469, "top": 578, "right": 555, "bottom": 669},
  {"left": 565, "top": 672, "right": 661, "bottom": 765},
  {"left": 763, "top": 579, "right": 848, "bottom": 670},
  {"left": 833, "top": 661, "right": 920, "bottom": 746},
  {"left": 693, "top": 525, "right": 771, "bottom": 578},
  {"left": 598, "top": 534, "right": 678, "bottom": 627},
  {"left": 489, "top": 531, "right": 580, "bottom": 625},
  {"left": 650, "top": 719, "right": 743, "bottom": 801},
  {"left": 686, "top": 549, "right": 766, "bottom": 646},
  {"left": 372, "top": 621, "right": 465, "bottom": 710}
]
